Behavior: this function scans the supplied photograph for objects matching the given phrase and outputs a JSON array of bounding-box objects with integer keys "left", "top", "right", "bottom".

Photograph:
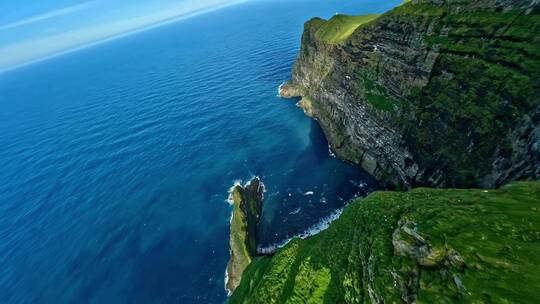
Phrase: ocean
[{"left": 0, "top": 0, "right": 400, "bottom": 302}]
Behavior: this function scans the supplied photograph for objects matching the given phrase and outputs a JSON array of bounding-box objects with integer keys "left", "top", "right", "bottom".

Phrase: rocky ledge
[{"left": 225, "top": 177, "right": 265, "bottom": 294}]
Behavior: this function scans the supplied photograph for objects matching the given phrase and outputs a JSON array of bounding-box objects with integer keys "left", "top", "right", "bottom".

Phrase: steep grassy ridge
[{"left": 230, "top": 182, "right": 540, "bottom": 303}]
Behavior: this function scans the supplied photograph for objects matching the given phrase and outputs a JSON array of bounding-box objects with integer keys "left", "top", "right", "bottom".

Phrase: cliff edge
[{"left": 281, "top": 0, "right": 540, "bottom": 189}]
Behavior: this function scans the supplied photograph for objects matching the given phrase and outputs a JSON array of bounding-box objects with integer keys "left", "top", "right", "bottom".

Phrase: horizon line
[{"left": 0, "top": 0, "right": 248, "bottom": 75}]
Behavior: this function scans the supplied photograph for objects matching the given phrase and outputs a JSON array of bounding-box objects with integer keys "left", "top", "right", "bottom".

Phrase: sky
[{"left": 0, "top": 0, "right": 245, "bottom": 72}]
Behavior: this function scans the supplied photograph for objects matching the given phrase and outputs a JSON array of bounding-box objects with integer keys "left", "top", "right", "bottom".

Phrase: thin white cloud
[
  {"left": 0, "top": 1, "right": 97, "bottom": 30},
  {"left": 0, "top": 0, "right": 247, "bottom": 73}
]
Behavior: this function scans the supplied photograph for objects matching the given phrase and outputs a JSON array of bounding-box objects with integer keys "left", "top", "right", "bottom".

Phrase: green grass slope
[
  {"left": 315, "top": 14, "right": 380, "bottom": 44},
  {"left": 226, "top": 185, "right": 253, "bottom": 293},
  {"left": 314, "top": 0, "right": 409, "bottom": 45},
  {"left": 230, "top": 181, "right": 540, "bottom": 303}
]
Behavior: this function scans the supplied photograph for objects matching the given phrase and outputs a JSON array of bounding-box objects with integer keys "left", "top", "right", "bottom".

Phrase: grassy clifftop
[
  {"left": 230, "top": 181, "right": 540, "bottom": 303},
  {"left": 309, "top": 0, "right": 412, "bottom": 45},
  {"left": 314, "top": 14, "right": 381, "bottom": 44}
]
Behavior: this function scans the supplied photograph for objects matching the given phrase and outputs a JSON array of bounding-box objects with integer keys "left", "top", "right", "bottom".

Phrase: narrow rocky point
[{"left": 225, "top": 177, "right": 265, "bottom": 294}]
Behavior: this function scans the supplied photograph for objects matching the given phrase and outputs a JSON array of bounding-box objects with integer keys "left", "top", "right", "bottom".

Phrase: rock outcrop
[
  {"left": 281, "top": 0, "right": 540, "bottom": 188},
  {"left": 225, "top": 177, "right": 265, "bottom": 294}
]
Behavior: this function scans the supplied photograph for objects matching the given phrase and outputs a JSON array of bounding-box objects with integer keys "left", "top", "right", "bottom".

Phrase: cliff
[
  {"left": 280, "top": 0, "right": 540, "bottom": 189},
  {"left": 226, "top": 177, "right": 265, "bottom": 294},
  {"left": 229, "top": 181, "right": 540, "bottom": 303}
]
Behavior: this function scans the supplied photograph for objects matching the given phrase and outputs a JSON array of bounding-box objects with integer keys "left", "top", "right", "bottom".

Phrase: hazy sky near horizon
[{"left": 0, "top": 0, "right": 244, "bottom": 71}]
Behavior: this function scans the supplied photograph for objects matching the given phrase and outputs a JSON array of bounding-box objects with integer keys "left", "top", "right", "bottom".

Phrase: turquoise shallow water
[{"left": 0, "top": 0, "right": 399, "bottom": 302}]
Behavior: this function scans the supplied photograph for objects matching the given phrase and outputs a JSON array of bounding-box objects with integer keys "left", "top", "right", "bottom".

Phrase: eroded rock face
[
  {"left": 225, "top": 177, "right": 265, "bottom": 294},
  {"left": 391, "top": 220, "right": 468, "bottom": 303},
  {"left": 392, "top": 220, "right": 446, "bottom": 267},
  {"left": 281, "top": 0, "right": 540, "bottom": 188}
]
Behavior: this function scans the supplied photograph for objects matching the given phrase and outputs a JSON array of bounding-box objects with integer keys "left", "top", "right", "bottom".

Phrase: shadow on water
[
  {"left": 256, "top": 117, "right": 380, "bottom": 249},
  {"left": 127, "top": 227, "right": 226, "bottom": 303}
]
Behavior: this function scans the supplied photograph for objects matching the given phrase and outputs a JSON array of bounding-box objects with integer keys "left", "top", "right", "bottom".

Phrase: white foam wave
[
  {"left": 257, "top": 207, "right": 345, "bottom": 255},
  {"left": 303, "top": 191, "right": 314, "bottom": 196},
  {"left": 224, "top": 268, "right": 231, "bottom": 296},
  {"left": 328, "top": 143, "right": 336, "bottom": 157},
  {"left": 226, "top": 179, "right": 243, "bottom": 206},
  {"left": 289, "top": 207, "right": 301, "bottom": 215},
  {"left": 277, "top": 82, "right": 285, "bottom": 97},
  {"left": 349, "top": 180, "right": 367, "bottom": 189}
]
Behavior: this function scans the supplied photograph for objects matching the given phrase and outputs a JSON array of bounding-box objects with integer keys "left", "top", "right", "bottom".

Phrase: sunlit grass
[{"left": 315, "top": 14, "right": 380, "bottom": 44}]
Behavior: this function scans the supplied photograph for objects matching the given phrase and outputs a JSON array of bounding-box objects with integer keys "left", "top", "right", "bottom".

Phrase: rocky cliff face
[
  {"left": 281, "top": 0, "right": 540, "bottom": 188},
  {"left": 225, "top": 177, "right": 265, "bottom": 294}
]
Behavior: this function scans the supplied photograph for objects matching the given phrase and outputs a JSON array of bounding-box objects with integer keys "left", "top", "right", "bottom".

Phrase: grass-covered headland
[
  {"left": 230, "top": 182, "right": 540, "bottom": 303},
  {"left": 226, "top": 178, "right": 265, "bottom": 294}
]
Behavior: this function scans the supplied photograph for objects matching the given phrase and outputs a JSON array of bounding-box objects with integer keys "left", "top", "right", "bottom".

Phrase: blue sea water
[{"left": 0, "top": 0, "right": 400, "bottom": 302}]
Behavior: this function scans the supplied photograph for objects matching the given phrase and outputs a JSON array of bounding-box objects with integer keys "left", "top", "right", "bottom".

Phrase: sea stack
[{"left": 225, "top": 177, "right": 265, "bottom": 294}]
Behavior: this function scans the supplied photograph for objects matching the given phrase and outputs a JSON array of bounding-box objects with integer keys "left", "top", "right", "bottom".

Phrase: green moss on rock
[
  {"left": 396, "top": 5, "right": 540, "bottom": 187},
  {"left": 359, "top": 71, "right": 398, "bottom": 112}
]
